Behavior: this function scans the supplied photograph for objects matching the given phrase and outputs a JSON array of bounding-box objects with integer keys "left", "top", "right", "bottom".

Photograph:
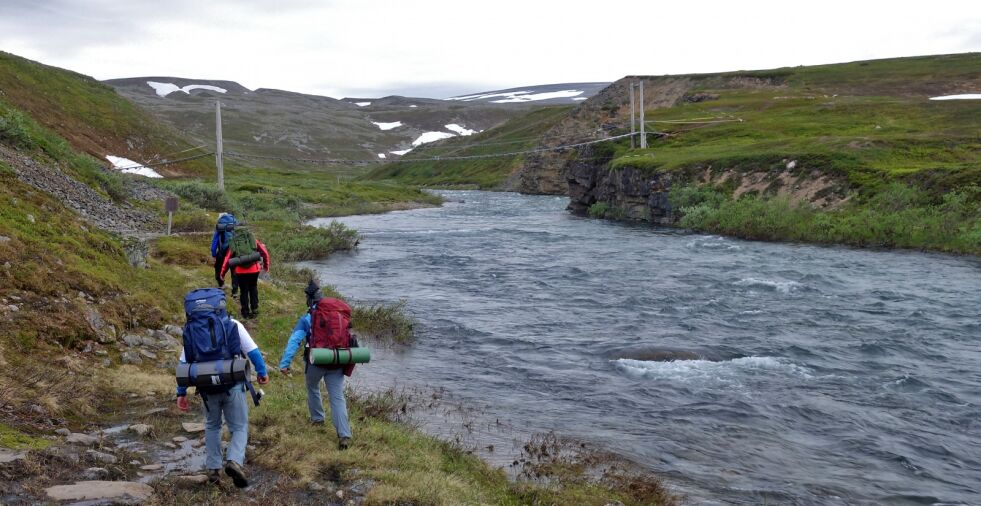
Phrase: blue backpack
[
  {"left": 182, "top": 288, "right": 241, "bottom": 392},
  {"left": 216, "top": 214, "right": 237, "bottom": 253}
]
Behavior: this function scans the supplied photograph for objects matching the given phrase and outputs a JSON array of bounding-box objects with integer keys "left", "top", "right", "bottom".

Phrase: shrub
[
  {"left": 587, "top": 201, "right": 610, "bottom": 218},
  {"left": 0, "top": 107, "right": 35, "bottom": 149},
  {"left": 263, "top": 220, "right": 359, "bottom": 262},
  {"left": 166, "top": 181, "right": 235, "bottom": 212},
  {"left": 353, "top": 299, "right": 414, "bottom": 344}
]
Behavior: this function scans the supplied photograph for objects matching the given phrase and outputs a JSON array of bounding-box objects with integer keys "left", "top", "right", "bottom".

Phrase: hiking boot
[
  {"left": 310, "top": 420, "right": 325, "bottom": 426},
  {"left": 224, "top": 460, "right": 249, "bottom": 488},
  {"left": 338, "top": 437, "right": 351, "bottom": 451},
  {"left": 207, "top": 469, "right": 221, "bottom": 484}
]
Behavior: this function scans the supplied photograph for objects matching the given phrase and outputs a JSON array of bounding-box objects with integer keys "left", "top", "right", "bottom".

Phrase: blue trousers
[
  {"left": 305, "top": 365, "right": 352, "bottom": 438},
  {"left": 202, "top": 385, "right": 249, "bottom": 469}
]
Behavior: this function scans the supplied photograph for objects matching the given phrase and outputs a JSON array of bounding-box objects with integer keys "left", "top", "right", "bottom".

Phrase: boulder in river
[{"left": 45, "top": 481, "right": 153, "bottom": 502}]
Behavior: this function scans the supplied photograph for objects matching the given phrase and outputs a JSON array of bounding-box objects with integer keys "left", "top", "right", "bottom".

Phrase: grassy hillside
[
  {"left": 609, "top": 53, "right": 981, "bottom": 192},
  {"left": 363, "top": 106, "right": 573, "bottom": 188},
  {"left": 0, "top": 51, "right": 210, "bottom": 177}
]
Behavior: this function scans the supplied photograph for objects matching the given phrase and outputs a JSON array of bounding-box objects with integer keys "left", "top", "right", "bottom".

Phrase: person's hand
[
  {"left": 256, "top": 375, "right": 269, "bottom": 385},
  {"left": 280, "top": 367, "right": 290, "bottom": 376},
  {"left": 176, "top": 395, "right": 189, "bottom": 412}
]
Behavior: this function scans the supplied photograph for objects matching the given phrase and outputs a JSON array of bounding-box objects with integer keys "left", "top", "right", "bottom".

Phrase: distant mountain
[{"left": 104, "top": 78, "right": 607, "bottom": 169}]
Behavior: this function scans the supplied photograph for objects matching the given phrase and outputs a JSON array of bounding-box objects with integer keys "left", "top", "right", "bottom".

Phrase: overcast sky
[{"left": 1, "top": 0, "right": 978, "bottom": 98}]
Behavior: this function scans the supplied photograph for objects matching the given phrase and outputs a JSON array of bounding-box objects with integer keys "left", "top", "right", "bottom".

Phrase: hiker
[
  {"left": 219, "top": 226, "right": 270, "bottom": 319},
  {"left": 176, "top": 288, "right": 269, "bottom": 488},
  {"left": 278, "top": 280, "right": 354, "bottom": 450},
  {"left": 211, "top": 213, "right": 239, "bottom": 296}
]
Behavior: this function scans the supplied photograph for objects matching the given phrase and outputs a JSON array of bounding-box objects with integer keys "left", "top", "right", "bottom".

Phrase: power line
[
  {"left": 109, "top": 151, "right": 214, "bottom": 171},
  {"left": 646, "top": 118, "right": 744, "bottom": 124},
  {"left": 224, "top": 132, "right": 635, "bottom": 165}
]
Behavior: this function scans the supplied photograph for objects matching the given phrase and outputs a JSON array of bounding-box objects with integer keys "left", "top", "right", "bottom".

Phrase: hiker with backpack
[
  {"left": 176, "top": 288, "right": 269, "bottom": 488},
  {"left": 211, "top": 213, "right": 239, "bottom": 296},
  {"left": 278, "top": 280, "right": 354, "bottom": 450},
  {"left": 219, "top": 226, "right": 270, "bottom": 319}
]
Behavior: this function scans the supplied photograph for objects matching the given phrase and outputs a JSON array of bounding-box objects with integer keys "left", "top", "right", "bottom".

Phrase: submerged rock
[{"left": 45, "top": 480, "right": 153, "bottom": 502}]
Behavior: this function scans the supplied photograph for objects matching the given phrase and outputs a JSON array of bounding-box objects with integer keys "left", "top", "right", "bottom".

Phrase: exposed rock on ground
[{"left": 44, "top": 480, "right": 153, "bottom": 503}]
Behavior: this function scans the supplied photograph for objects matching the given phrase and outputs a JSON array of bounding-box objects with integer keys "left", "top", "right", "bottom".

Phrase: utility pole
[
  {"left": 629, "top": 82, "right": 636, "bottom": 149},
  {"left": 215, "top": 101, "right": 224, "bottom": 191},
  {"left": 639, "top": 80, "right": 647, "bottom": 149}
]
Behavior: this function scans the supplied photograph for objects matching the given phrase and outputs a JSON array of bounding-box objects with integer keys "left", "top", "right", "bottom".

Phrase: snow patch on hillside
[
  {"left": 355, "top": 102, "right": 371, "bottom": 107},
  {"left": 412, "top": 131, "right": 455, "bottom": 146},
  {"left": 491, "top": 90, "right": 584, "bottom": 103},
  {"left": 377, "top": 153, "right": 386, "bottom": 159},
  {"left": 147, "top": 81, "right": 227, "bottom": 98},
  {"left": 106, "top": 155, "right": 163, "bottom": 178},
  {"left": 409, "top": 104, "right": 418, "bottom": 108},
  {"left": 372, "top": 121, "right": 403, "bottom": 131},
  {"left": 390, "top": 148, "right": 412, "bottom": 156},
  {"left": 445, "top": 124, "right": 476, "bottom": 136},
  {"left": 573, "top": 97, "right": 589, "bottom": 101},
  {"left": 447, "top": 89, "right": 584, "bottom": 103},
  {"left": 929, "top": 94, "right": 981, "bottom": 100}
]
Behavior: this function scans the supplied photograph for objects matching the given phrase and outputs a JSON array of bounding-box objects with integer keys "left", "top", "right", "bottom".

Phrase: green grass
[
  {"left": 671, "top": 183, "right": 981, "bottom": 254},
  {"left": 364, "top": 106, "right": 573, "bottom": 188},
  {"left": 0, "top": 423, "right": 52, "bottom": 451}
]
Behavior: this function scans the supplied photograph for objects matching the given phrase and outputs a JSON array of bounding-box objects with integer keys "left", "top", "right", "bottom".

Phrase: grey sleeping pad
[
  {"left": 228, "top": 251, "right": 261, "bottom": 267},
  {"left": 176, "top": 358, "right": 249, "bottom": 388}
]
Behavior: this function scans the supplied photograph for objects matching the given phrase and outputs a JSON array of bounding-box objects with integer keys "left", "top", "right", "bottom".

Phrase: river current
[{"left": 308, "top": 190, "right": 980, "bottom": 505}]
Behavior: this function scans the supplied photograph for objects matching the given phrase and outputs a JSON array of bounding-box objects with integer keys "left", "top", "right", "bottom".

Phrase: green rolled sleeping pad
[
  {"left": 309, "top": 347, "right": 371, "bottom": 365},
  {"left": 228, "top": 251, "right": 262, "bottom": 267}
]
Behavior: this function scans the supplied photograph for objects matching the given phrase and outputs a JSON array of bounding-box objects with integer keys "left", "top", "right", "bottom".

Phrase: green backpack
[{"left": 229, "top": 227, "right": 258, "bottom": 258}]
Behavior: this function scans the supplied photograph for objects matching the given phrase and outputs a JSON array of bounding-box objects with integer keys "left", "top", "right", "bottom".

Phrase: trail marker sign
[{"left": 165, "top": 197, "right": 178, "bottom": 235}]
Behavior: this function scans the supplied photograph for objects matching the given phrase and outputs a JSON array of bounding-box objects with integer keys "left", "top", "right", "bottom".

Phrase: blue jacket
[
  {"left": 210, "top": 230, "right": 225, "bottom": 258},
  {"left": 279, "top": 313, "right": 312, "bottom": 370}
]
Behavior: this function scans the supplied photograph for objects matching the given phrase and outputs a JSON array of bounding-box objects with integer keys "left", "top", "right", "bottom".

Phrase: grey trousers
[{"left": 304, "top": 364, "right": 352, "bottom": 438}]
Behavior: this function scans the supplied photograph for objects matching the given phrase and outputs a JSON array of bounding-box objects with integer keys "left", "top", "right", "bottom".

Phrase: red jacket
[{"left": 221, "top": 240, "right": 270, "bottom": 277}]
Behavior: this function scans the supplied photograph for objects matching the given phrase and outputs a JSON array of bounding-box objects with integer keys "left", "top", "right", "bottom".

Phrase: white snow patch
[
  {"left": 146, "top": 81, "right": 227, "bottom": 98},
  {"left": 372, "top": 121, "right": 402, "bottom": 131},
  {"left": 409, "top": 104, "right": 418, "bottom": 108},
  {"left": 445, "top": 124, "right": 476, "bottom": 136},
  {"left": 573, "top": 97, "right": 588, "bottom": 101},
  {"left": 105, "top": 155, "right": 163, "bottom": 178},
  {"left": 377, "top": 153, "right": 386, "bottom": 159},
  {"left": 355, "top": 101, "right": 372, "bottom": 107},
  {"left": 390, "top": 149, "right": 413, "bottom": 156},
  {"left": 491, "top": 89, "right": 584, "bottom": 103},
  {"left": 929, "top": 94, "right": 981, "bottom": 101},
  {"left": 412, "top": 131, "right": 456, "bottom": 146},
  {"left": 447, "top": 90, "right": 532, "bottom": 101}
]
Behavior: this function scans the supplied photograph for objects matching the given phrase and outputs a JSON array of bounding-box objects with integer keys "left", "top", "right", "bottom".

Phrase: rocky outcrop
[
  {"left": 566, "top": 157, "right": 850, "bottom": 224},
  {"left": 566, "top": 158, "right": 676, "bottom": 224}
]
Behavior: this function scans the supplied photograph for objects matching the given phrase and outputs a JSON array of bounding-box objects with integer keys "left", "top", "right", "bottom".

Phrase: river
[{"left": 307, "top": 190, "right": 981, "bottom": 505}]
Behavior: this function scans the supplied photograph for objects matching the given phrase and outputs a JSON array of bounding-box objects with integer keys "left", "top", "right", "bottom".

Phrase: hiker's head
[{"left": 305, "top": 279, "right": 323, "bottom": 307}]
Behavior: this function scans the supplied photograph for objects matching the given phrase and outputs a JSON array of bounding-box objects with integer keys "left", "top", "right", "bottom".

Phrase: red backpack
[{"left": 309, "top": 298, "right": 352, "bottom": 349}]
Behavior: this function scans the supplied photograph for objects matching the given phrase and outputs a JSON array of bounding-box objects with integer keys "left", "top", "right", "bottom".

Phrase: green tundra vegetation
[{"left": 608, "top": 54, "right": 981, "bottom": 253}]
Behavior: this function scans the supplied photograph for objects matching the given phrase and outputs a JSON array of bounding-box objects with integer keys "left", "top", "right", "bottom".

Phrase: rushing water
[{"left": 308, "top": 190, "right": 981, "bottom": 505}]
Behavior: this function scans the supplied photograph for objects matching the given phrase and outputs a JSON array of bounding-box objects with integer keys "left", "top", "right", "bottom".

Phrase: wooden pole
[
  {"left": 629, "top": 82, "right": 636, "bottom": 149},
  {"left": 639, "top": 81, "right": 647, "bottom": 149},
  {"left": 216, "top": 101, "right": 224, "bottom": 191},
  {"left": 167, "top": 211, "right": 173, "bottom": 236}
]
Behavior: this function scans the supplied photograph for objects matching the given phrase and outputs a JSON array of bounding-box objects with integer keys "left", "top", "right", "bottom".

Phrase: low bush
[
  {"left": 353, "top": 299, "right": 415, "bottom": 344},
  {"left": 166, "top": 180, "right": 236, "bottom": 212}
]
